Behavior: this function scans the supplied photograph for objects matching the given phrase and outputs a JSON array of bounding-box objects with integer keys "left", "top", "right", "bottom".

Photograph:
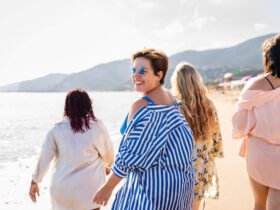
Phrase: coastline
[{"left": 1, "top": 90, "right": 253, "bottom": 210}]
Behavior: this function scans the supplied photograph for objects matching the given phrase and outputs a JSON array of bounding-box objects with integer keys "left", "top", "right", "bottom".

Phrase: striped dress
[{"left": 112, "top": 97, "right": 195, "bottom": 210}]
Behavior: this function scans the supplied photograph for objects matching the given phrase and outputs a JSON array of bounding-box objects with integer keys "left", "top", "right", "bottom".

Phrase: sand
[{"left": 204, "top": 90, "right": 253, "bottom": 210}]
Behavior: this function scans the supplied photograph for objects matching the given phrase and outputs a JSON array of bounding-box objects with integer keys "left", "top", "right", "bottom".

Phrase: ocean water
[{"left": 0, "top": 92, "right": 139, "bottom": 210}]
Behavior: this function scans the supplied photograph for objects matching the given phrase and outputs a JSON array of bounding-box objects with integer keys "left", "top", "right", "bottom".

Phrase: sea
[{"left": 0, "top": 91, "right": 140, "bottom": 210}]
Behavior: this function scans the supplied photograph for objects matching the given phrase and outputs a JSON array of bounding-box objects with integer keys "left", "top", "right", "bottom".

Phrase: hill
[{"left": 0, "top": 33, "right": 276, "bottom": 92}]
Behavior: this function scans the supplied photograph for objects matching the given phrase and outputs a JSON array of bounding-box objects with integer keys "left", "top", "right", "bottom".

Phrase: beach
[
  {"left": 0, "top": 91, "right": 254, "bottom": 210},
  {"left": 106, "top": 90, "right": 254, "bottom": 210},
  {"left": 205, "top": 90, "right": 253, "bottom": 210}
]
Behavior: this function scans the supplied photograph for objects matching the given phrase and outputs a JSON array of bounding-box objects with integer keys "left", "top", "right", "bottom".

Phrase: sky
[{"left": 0, "top": 0, "right": 279, "bottom": 86}]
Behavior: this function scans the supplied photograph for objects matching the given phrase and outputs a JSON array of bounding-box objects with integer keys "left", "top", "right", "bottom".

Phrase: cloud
[
  {"left": 189, "top": 16, "right": 216, "bottom": 29},
  {"left": 153, "top": 21, "right": 185, "bottom": 39},
  {"left": 188, "top": 8, "right": 217, "bottom": 29},
  {"left": 209, "top": 0, "right": 231, "bottom": 4},
  {"left": 139, "top": 0, "right": 158, "bottom": 9},
  {"left": 254, "top": 23, "right": 267, "bottom": 32}
]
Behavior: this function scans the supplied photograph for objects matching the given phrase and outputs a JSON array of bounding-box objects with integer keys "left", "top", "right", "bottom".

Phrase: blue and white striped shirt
[{"left": 112, "top": 99, "right": 195, "bottom": 210}]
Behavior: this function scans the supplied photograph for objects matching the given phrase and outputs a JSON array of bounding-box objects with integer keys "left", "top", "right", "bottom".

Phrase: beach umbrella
[
  {"left": 242, "top": 75, "right": 253, "bottom": 81},
  {"left": 224, "top": 72, "right": 233, "bottom": 79}
]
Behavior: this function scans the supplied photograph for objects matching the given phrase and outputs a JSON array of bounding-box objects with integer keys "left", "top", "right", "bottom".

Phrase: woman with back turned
[
  {"left": 171, "top": 62, "right": 224, "bottom": 210},
  {"left": 232, "top": 34, "right": 280, "bottom": 210},
  {"left": 29, "top": 88, "right": 114, "bottom": 210},
  {"left": 93, "top": 48, "right": 195, "bottom": 210}
]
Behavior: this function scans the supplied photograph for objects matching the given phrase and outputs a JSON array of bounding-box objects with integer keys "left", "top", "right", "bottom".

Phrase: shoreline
[{"left": 1, "top": 90, "right": 253, "bottom": 210}]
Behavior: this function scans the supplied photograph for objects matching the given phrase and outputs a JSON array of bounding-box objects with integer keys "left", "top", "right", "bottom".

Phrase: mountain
[
  {"left": 0, "top": 74, "right": 68, "bottom": 92},
  {"left": 50, "top": 59, "right": 131, "bottom": 91},
  {"left": 169, "top": 35, "right": 265, "bottom": 69},
  {"left": 0, "top": 33, "right": 276, "bottom": 92},
  {"left": 166, "top": 33, "right": 275, "bottom": 84}
]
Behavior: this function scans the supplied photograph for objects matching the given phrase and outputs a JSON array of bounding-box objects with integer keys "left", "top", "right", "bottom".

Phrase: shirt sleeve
[
  {"left": 211, "top": 113, "right": 224, "bottom": 158},
  {"left": 32, "top": 127, "right": 57, "bottom": 183},
  {"left": 94, "top": 120, "right": 114, "bottom": 167},
  {"left": 112, "top": 112, "right": 165, "bottom": 178},
  {"left": 232, "top": 109, "right": 256, "bottom": 139}
]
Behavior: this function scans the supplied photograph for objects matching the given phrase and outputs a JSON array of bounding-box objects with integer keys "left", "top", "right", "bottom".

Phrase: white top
[{"left": 32, "top": 117, "right": 114, "bottom": 210}]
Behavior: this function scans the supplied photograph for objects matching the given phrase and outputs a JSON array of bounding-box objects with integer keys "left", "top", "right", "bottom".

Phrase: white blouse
[{"left": 32, "top": 118, "right": 114, "bottom": 210}]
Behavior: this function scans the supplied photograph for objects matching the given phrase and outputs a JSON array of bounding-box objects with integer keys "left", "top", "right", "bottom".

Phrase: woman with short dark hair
[
  {"left": 93, "top": 48, "right": 195, "bottom": 210},
  {"left": 29, "top": 88, "right": 114, "bottom": 210}
]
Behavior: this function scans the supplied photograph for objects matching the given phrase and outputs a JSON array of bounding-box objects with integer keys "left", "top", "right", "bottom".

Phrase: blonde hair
[{"left": 171, "top": 62, "right": 217, "bottom": 142}]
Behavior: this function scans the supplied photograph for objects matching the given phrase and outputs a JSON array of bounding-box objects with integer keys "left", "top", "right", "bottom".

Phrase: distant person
[
  {"left": 93, "top": 48, "right": 195, "bottom": 209},
  {"left": 232, "top": 34, "right": 280, "bottom": 210},
  {"left": 171, "top": 62, "right": 224, "bottom": 210},
  {"left": 29, "top": 88, "right": 114, "bottom": 210},
  {"left": 223, "top": 72, "right": 234, "bottom": 91}
]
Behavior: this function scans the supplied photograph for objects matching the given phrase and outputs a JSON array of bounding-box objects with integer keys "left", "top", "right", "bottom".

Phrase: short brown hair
[
  {"left": 131, "top": 48, "right": 168, "bottom": 84},
  {"left": 262, "top": 34, "right": 280, "bottom": 78}
]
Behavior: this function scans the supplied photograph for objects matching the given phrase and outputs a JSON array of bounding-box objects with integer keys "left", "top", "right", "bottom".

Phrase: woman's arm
[
  {"left": 212, "top": 112, "right": 224, "bottom": 158},
  {"left": 232, "top": 110, "right": 256, "bottom": 139},
  {"left": 32, "top": 128, "right": 57, "bottom": 183},
  {"left": 95, "top": 120, "right": 114, "bottom": 167},
  {"left": 93, "top": 173, "right": 122, "bottom": 206},
  {"left": 29, "top": 128, "right": 57, "bottom": 202},
  {"left": 93, "top": 99, "right": 151, "bottom": 206}
]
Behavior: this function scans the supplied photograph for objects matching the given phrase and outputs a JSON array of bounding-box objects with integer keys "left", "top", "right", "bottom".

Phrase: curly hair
[
  {"left": 131, "top": 48, "right": 168, "bottom": 85},
  {"left": 171, "top": 62, "right": 217, "bottom": 142},
  {"left": 262, "top": 33, "right": 280, "bottom": 78},
  {"left": 64, "top": 88, "right": 96, "bottom": 133}
]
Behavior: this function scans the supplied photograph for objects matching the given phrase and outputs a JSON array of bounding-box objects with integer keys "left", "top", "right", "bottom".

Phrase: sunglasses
[{"left": 130, "top": 66, "right": 148, "bottom": 75}]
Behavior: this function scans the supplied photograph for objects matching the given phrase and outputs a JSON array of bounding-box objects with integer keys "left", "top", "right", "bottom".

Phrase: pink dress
[{"left": 232, "top": 87, "right": 280, "bottom": 190}]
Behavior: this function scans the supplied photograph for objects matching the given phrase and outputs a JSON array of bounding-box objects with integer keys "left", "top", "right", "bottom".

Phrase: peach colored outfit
[{"left": 232, "top": 88, "right": 280, "bottom": 190}]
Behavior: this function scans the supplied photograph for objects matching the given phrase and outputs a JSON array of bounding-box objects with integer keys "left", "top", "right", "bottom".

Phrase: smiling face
[{"left": 132, "top": 57, "right": 162, "bottom": 93}]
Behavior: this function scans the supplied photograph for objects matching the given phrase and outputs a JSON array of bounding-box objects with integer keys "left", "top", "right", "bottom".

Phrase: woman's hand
[
  {"left": 93, "top": 173, "right": 122, "bottom": 206},
  {"left": 29, "top": 181, "right": 40, "bottom": 203},
  {"left": 93, "top": 184, "right": 113, "bottom": 206}
]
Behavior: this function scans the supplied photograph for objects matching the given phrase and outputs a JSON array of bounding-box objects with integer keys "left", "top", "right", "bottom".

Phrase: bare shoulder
[
  {"left": 244, "top": 75, "right": 272, "bottom": 91},
  {"left": 128, "top": 98, "right": 149, "bottom": 122}
]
